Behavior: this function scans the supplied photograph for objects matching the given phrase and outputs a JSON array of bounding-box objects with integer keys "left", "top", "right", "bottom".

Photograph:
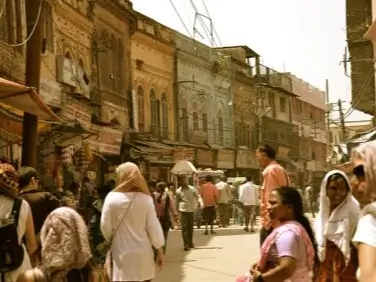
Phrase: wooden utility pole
[
  {"left": 325, "top": 79, "right": 330, "bottom": 156},
  {"left": 22, "top": 0, "right": 42, "bottom": 167},
  {"left": 338, "top": 99, "right": 347, "bottom": 142}
]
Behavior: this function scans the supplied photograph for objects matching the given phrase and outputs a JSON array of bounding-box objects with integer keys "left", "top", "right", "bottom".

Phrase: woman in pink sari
[{"left": 246, "top": 186, "right": 318, "bottom": 281}]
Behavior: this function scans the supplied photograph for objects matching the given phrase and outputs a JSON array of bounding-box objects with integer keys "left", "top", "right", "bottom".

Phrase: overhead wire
[
  {"left": 2, "top": 0, "right": 43, "bottom": 47},
  {"left": 168, "top": 0, "right": 192, "bottom": 37},
  {"left": 202, "top": 0, "right": 223, "bottom": 46}
]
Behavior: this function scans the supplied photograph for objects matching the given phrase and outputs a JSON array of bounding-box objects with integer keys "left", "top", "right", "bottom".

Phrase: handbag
[{"left": 104, "top": 194, "right": 136, "bottom": 280}]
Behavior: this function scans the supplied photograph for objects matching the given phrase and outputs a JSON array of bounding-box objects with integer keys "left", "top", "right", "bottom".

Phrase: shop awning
[
  {"left": 0, "top": 78, "right": 61, "bottom": 121},
  {"left": 170, "top": 160, "right": 198, "bottom": 175}
]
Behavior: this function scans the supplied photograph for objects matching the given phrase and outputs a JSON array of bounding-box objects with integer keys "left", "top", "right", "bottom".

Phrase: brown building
[
  {"left": 129, "top": 11, "right": 176, "bottom": 181},
  {"left": 346, "top": 0, "right": 375, "bottom": 115}
]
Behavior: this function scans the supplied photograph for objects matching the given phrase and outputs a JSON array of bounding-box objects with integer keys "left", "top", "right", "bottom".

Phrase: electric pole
[
  {"left": 325, "top": 79, "right": 330, "bottom": 160},
  {"left": 338, "top": 99, "right": 347, "bottom": 142},
  {"left": 22, "top": 0, "right": 42, "bottom": 167}
]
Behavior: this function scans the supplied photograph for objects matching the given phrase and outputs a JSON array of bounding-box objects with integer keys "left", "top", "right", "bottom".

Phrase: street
[{"left": 154, "top": 225, "right": 260, "bottom": 282}]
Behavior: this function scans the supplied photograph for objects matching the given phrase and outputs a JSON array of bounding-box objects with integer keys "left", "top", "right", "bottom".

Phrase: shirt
[
  {"left": 216, "top": 181, "right": 233, "bottom": 204},
  {"left": 260, "top": 161, "right": 290, "bottom": 229},
  {"left": 101, "top": 192, "right": 164, "bottom": 281},
  {"left": 175, "top": 186, "right": 200, "bottom": 212},
  {"left": 238, "top": 181, "right": 258, "bottom": 206},
  {"left": 200, "top": 182, "right": 219, "bottom": 207}
]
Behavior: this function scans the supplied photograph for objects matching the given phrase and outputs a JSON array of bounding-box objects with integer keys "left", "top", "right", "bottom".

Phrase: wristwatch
[{"left": 255, "top": 274, "right": 264, "bottom": 282}]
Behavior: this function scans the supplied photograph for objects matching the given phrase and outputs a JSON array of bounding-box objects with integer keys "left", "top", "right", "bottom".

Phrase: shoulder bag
[{"left": 104, "top": 194, "right": 136, "bottom": 280}]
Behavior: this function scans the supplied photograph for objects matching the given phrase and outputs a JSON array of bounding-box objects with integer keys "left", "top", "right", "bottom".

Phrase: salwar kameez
[{"left": 315, "top": 240, "right": 358, "bottom": 282}]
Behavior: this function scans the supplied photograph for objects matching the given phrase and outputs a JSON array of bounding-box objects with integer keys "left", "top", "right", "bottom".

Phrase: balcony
[{"left": 254, "top": 64, "right": 294, "bottom": 95}]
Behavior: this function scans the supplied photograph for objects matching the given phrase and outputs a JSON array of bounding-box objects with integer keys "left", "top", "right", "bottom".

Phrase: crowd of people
[{"left": 2, "top": 140, "right": 376, "bottom": 281}]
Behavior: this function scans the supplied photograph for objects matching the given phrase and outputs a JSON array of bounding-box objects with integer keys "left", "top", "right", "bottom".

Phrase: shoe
[
  {"left": 210, "top": 230, "right": 216, "bottom": 234},
  {"left": 184, "top": 245, "right": 190, "bottom": 251},
  {"left": 204, "top": 230, "right": 208, "bottom": 235},
  {"left": 243, "top": 227, "right": 249, "bottom": 232},
  {"left": 190, "top": 243, "right": 195, "bottom": 248}
]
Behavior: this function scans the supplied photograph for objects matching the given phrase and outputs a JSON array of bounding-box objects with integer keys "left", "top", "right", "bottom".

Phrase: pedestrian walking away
[
  {"left": 216, "top": 176, "right": 232, "bottom": 228},
  {"left": 238, "top": 176, "right": 259, "bottom": 233},
  {"left": 200, "top": 175, "right": 219, "bottom": 235}
]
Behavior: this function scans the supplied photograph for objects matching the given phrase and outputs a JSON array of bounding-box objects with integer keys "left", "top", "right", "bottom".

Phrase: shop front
[
  {"left": 236, "top": 149, "right": 259, "bottom": 183},
  {"left": 195, "top": 148, "right": 215, "bottom": 169},
  {"left": 216, "top": 149, "right": 236, "bottom": 176},
  {"left": 173, "top": 147, "right": 195, "bottom": 162},
  {"left": 146, "top": 149, "right": 174, "bottom": 181}
]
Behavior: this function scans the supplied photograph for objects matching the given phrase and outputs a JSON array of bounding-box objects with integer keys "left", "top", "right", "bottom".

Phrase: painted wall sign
[
  {"left": 39, "top": 78, "right": 62, "bottom": 108},
  {"left": 88, "top": 126, "right": 123, "bottom": 155},
  {"left": 217, "top": 150, "right": 235, "bottom": 169},
  {"left": 63, "top": 95, "right": 92, "bottom": 128},
  {"left": 196, "top": 149, "right": 214, "bottom": 167}
]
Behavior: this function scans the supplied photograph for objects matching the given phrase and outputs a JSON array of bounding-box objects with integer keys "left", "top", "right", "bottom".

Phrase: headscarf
[
  {"left": 314, "top": 170, "right": 360, "bottom": 265},
  {"left": 351, "top": 140, "right": 376, "bottom": 200},
  {"left": 0, "top": 163, "right": 19, "bottom": 199},
  {"left": 40, "top": 207, "right": 92, "bottom": 281},
  {"left": 114, "top": 162, "right": 151, "bottom": 195}
]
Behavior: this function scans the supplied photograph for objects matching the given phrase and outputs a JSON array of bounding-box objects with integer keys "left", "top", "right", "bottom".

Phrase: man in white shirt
[
  {"left": 238, "top": 176, "right": 259, "bottom": 232},
  {"left": 216, "top": 176, "right": 233, "bottom": 227}
]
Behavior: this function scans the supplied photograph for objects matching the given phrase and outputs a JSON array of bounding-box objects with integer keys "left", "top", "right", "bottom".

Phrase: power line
[
  {"left": 201, "top": 0, "right": 222, "bottom": 46},
  {"left": 2, "top": 0, "right": 43, "bottom": 47},
  {"left": 168, "top": 0, "right": 192, "bottom": 37}
]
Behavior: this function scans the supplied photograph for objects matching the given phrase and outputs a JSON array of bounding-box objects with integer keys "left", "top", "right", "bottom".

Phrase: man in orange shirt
[
  {"left": 199, "top": 175, "right": 219, "bottom": 235},
  {"left": 256, "top": 144, "right": 290, "bottom": 246}
]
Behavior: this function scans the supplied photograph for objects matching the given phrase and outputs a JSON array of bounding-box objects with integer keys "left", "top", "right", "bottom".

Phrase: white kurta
[
  {"left": 0, "top": 196, "right": 32, "bottom": 282},
  {"left": 101, "top": 191, "right": 164, "bottom": 282}
]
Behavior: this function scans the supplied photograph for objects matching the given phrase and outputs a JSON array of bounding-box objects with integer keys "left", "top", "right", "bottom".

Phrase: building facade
[
  {"left": 289, "top": 74, "right": 327, "bottom": 187},
  {"left": 175, "top": 33, "right": 234, "bottom": 170},
  {"left": 330, "top": 120, "right": 372, "bottom": 145},
  {"left": 130, "top": 12, "right": 176, "bottom": 180},
  {"left": 346, "top": 0, "right": 375, "bottom": 115}
]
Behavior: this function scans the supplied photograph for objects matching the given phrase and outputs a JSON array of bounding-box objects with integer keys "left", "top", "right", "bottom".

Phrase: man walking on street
[
  {"left": 199, "top": 175, "right": 219, "bottom": 235},
  {"left": 175, "top": 175, "right": 201, "bottom": 251},
  {"left": 238, "top": 176, "right": 258, "bottom": 232},
  {"left": 216, "top": 176, "right": 232, "bottom": 227},
  {"left": 256, "top": 144, "right": 290, "bottom": 246}
]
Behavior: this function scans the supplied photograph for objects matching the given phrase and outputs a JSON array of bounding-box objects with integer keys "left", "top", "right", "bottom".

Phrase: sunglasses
[{"left": 353, "top": 165, "right": 365, "bottom": 178}]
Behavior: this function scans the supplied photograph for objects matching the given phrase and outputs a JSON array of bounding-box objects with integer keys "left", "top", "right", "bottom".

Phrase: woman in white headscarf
[
  {"left": 100, "top": 162, "right": 165, "bottom": 282},
  {"left": 314, "top": 170, "right": 360, "bottom": 281},
  {"left": 351, "top": 140, "right": 376, "bottom": 282}
]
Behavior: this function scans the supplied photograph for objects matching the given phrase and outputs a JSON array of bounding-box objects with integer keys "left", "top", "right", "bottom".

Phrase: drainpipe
[{"left": 173, "top": 50, "right": 180, "bottom": 142}]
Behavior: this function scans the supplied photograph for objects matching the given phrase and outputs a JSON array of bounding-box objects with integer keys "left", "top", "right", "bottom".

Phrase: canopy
[
  {"left": 170, "top": 160, "right": 198, "bottom": 175},
  {"left": 0, "top": 78, "right": 61, "bottom": 121}
]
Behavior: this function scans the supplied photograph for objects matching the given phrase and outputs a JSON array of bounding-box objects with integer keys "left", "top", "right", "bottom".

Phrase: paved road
[
  {"left": 154, "top": 214, "right": 316, "bottom": 282},
  {"left": 154, "top": 225, "right": 260, "bottom": 282}
]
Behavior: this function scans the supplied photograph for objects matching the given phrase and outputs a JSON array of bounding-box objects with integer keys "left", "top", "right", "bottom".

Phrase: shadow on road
[{"left": 155, "top": 225, "right": 255, "bottom": 282}]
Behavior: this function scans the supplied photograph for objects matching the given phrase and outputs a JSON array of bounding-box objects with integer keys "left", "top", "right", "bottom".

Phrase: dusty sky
[{"left": 132, "top": 0, "right": 371, "bottom": 122}]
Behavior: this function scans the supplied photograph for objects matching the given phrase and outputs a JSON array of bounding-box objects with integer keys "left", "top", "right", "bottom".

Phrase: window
[
  {"left": 182, "top": 107, "right": 189, "bottom": 141},
  {"left": 202, "top": 113, "right": 208, "bottom": 132},
  {"left": 137, "top": 86, "right": 145, "bottom": 132},
  {"left": 193, "top": 112, "right": 199, "bottom": 130},
  {"left": 218, "top": 110, "right": 224, "bottom": 145},
  {"left": 161, "top": 93, "right": 168, "bottom": 139},
  {"left": 150, "top": 89, "right": 159, "bottom": 136},
  {"left": 192, "top": 102, "right": 199, "bottom": 130},
  {"left": 41, "top": 1, "right": 53, "bottom": 52},
  {"left": 279, "top": 97, "right": 286, "bottom": 113}
]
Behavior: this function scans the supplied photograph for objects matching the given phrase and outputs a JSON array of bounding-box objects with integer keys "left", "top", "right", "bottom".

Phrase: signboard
[
  {"left": 147, "top": 150, "right": 174, "bottom": 164},
  {"left": 173, "top": 147, "right": 195, "bottom": 162},
  {"left": 62, "top": 95, "right": 92, "bottom": 128},
  {"left": 39, "top": 78, "right": 62, "bottom": 108},
  {"left": 217, "top": 150, "right": 235, "bottom": 169},
  {"left": 196, "top": 149, "right": 215, "bottom": 167},
  {"left": 236, "top": 149, "right": 252, "bottom": 168},
  {"left": 102, "top": 101, "right": 126, "bottom": 127},
  {"left": 88, "top": 126, "right": 123, "bottom": 155}
]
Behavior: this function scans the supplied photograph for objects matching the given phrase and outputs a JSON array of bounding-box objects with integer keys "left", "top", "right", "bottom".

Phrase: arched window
[
  {"left": 181, "top": 99, "right": 189, "bottom": 142},
  {"left": 150, "top": 89, "right": 159, "bottom": 136},
  {"left": 192, "top": 102, "right": 199, "bottom": 130},
  {"left": 161, "top": 93, "right": 168, "bottom": 139},
  {"left": 201, "top": 103, "right": 208, "bottom": 133},
  {"left": 218, "top": 110, "right": 224, "bottom": 145},
  {"left": 137, "top": 86, "right": 145, "bottom": 132}
]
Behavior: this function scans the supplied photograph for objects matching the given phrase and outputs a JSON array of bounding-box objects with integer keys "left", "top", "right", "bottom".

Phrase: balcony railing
[{"left": 255, "top": 64, "right": 292, "bottom": 93}]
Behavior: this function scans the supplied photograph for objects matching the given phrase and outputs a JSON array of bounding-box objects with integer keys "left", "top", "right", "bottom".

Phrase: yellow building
[{"left": 131, "top": 12, "right": 176, "bottom": 180}]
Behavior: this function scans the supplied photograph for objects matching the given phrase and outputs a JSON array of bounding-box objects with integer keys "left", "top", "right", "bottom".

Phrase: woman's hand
[
  {"left": 250, "top": 262, "right": 259, "bottom": 271},
  {"left": 249, "top": 268, "right": 262, "bottom": 280},
  {"left": 156, "top": 248, "right": 165, "bottom": 270}
]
